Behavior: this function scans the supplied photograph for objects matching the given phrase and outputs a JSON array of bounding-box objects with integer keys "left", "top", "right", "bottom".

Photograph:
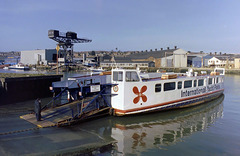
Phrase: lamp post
[{"left": 56, "top": 44, "right": 60, "bottom": 74}]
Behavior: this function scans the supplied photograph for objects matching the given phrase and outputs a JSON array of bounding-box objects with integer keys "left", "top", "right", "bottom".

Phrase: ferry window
[
  {"left": 113, "top": 71, "right": 123, "bottom": 81},
  {"left": 184, "top": 80, "right": 192, "bottom": 88},
  {"left": 198, "top": 79, "right": 204, "bottom": 86},
  {"left": 155, "top": 84, "right": 161, "bottom": 92},
  {"left": 126, "top": 71, "right": 140, "bottom": 82},
  {"left": 164, "top": 82, "right": 175, "bottom": 91},
  {"left": 84, "top": 79, "right": 92, "bottom": 85},
  {"left": 93, "top": 78, "right": 101, "bottom": 84},
  {"left": 208, "top": 78, "right": 213, "bottom": 85},
  {"left": 216, "top": 77, "right": 219, "bottom": 83},
  {"left": 221, "top": 77, "right": 223, "bottom": 83},
  {"left": 178, "top": 81, "right": 182, "bottom": 89},
  {"left": 194, "top": 80, "right": 197, "bottom": 87}
]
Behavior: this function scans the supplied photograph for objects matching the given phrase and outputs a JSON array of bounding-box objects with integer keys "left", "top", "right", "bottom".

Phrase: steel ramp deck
[{"left": 20, "top": 95, "right": 109, "bottom": 127}]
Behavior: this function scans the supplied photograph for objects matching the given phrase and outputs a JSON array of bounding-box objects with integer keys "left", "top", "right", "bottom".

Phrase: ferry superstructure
[{"left": 111, "top": 68, "right": 224, "bottom": 116}]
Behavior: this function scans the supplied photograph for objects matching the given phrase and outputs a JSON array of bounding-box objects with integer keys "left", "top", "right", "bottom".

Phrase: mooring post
[
  {"left": 52, "top": 92, "right": 55, "bottom": 107},
  {"left": 80, "top": 99, "right": 84, "bottom": 115},
  {"left": 35, "top": 98, "right": 42, "bottom": 121}
]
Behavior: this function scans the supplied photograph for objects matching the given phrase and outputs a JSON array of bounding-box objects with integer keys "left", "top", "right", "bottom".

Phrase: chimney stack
[
  {"left": 174, "top": 46, "right": 177, "bottom": 49},
  {"left": 220, "top": 52, "right": 222, "bottom": 55},
  {"left": 155, "top": 48, "right": 157, "bottom": 51},
  {"left": 167, "top": 47, "right": 170, "bottom": 50},
  {"left": 83, "top": 53, "right": 86, "bottom": 61},
  {"left": 215, "top": 52, "right": 217, "bottom": 55},
  {"left": 161, "top": 48, "right": 163, "bottom": 51}
]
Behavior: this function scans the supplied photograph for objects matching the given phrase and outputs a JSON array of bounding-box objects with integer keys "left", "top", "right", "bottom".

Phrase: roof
[
  {"left": 203, "top": 55, "right": 213, "bottom": 59},
  {"left": 113, "top": 56, "right": 131, "bottom": 61},
  {"left": 5, "top": 56, "right": 20, "bottom": 59},
  {"left": 187, "top": 52, "right": 207, "bottom": 57},
  {"left": 191, "top": 55, "right": 213, "bottom": 60},
  {"left": 126, "top": 49, "right": 177, "bottom": 59},
  {"left": 101, "top": 60, "right": 153, "bottom": 63},
  {"left": 214, "top": 56, "right": 234, "bottom": 61},
  {"left": 102, "top": 54, "right": 112, "bottom": 60}
]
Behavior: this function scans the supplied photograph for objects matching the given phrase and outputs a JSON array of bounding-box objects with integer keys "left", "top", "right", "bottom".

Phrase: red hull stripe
[{"left": 114, "top": 89, "right": 224, "bottom": 114}]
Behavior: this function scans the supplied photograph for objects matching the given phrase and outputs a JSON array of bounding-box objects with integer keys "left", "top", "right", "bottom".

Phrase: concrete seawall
[{"left": 0, "top": 75, "right": 62, "bottom": 105}]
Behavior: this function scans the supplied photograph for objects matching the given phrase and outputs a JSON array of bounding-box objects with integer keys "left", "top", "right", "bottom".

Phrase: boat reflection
[
  {"left": 0, "top": 95, "right": 224, "bottom": 155},
  {"left": 110, "top": 95, "right": 224, "bottom": 154}
]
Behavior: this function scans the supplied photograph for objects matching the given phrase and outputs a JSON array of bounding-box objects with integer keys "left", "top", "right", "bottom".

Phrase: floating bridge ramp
[
  {"left": 20, "top": 71, "right": 115, "bottom": 127},
  {"left": 20, "top": 93, "right": 112, "bottom": 127}
]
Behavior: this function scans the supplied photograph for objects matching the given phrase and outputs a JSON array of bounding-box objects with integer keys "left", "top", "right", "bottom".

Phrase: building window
[
  {"left": 194, "top": 80, "right": 197, "bottom": 87},
  {"left": 178, "top": 81, "right": 182, "bottom": 89},
  {"left": 155, "top": 84, "right": 161, "bottom": 92},
  {"left": 164, "top": 82, "right": 176, "bottom": 91},
  {"left": 208, "top": 78, "right": 213, "bottom": 85},
  {"left": 126, "top": 71, "right": 140, "bottom": 82},
  {"left": 113, "top": 71, "right": 123, "bottom": 81},
  {"left": 184, "top": 80, "right": 192, "bottom": 88},
  {"left": 198, "top": 79, "right": 204, "bottom": 86}
]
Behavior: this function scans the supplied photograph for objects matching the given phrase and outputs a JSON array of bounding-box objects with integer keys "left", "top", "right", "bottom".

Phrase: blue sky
[{"left": 1, "top": 0, "right": 240, "bottom": 53}]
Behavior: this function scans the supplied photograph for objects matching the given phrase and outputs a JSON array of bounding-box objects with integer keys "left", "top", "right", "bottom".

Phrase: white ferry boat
[
  {"left": 21, "top": 67, "right": 225, "bottom": 127},
  {"left": 8, "top": 63, "right": 30, "bottom": 70},
  {"left": 111, "top": 68, "right": 224, "bottom": 116}
]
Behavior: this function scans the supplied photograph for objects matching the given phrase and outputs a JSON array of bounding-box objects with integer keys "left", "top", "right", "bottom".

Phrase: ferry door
[{"left": 111, "top": 71, "right": 125, "bottom": 110}]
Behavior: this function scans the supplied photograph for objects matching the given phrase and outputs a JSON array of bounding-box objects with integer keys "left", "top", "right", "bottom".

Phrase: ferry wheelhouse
[{"left": 111, "top": 68, "right": 224, "bottom": 116}]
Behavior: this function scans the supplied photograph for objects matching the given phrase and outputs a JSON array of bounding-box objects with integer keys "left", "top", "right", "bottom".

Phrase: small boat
[
  {"left": 89, "top": 67, "right": 105, "bottom": 72},
  {"left": 0, "top": 64, "right": 9, "bottom": 69},
  {"left": 8, "top": 63, "right": 30, "bottom": 70}
]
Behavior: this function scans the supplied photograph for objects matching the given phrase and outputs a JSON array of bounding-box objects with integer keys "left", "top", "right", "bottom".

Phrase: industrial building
[
  {"left": 21, "top": 49, "right": 57, "bottom": 65},
  {"left": 208, "top": 56, "right": 234, "bottom": 68},
  {"left": 99, "top": 47, "right": 188, "bottom": 68},
  {"left": 160, "top": 49, "right": 188, "bottom": 68},
  {"left": 191, "top": 55, "right": 213, "bottom": 68},
  {"left": 4, "top": 56, "right": 20, "bottom": 65},
  {"left": 235, "top": 58, "right": 240, "bottom": 69},
  {"left": 100, "top": 60, "right": 155, "bottom": 68}
]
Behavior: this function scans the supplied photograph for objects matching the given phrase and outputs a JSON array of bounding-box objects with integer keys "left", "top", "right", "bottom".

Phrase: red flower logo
[{"left": 133, "top": 86, "right": 147, "bottom": 104}]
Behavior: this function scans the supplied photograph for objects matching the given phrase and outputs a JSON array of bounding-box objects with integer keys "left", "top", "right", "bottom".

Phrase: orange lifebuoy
[{"left": 113, "top": 85, "right": 119, "bottom": 92}]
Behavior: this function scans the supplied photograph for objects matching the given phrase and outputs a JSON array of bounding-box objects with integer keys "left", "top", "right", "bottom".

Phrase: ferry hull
[
  {"left": 8, "top": 67, "right": 29, "bottom": 70},
  {"left": 114, "top": 89, "right": 224, "bottom": 116}
]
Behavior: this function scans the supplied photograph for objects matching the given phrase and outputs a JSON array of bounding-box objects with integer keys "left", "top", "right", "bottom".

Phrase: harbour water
[{"left": 0, "top": 70, "right": 240, "bottom": 155}]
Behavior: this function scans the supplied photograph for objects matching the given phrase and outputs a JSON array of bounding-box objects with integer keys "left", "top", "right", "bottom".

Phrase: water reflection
[
  {"left": 0, "top": 95, "right": 224, "bottom": 155},
  {"left": 109, "top": 95, "right": 224, "bottom": 154}
]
